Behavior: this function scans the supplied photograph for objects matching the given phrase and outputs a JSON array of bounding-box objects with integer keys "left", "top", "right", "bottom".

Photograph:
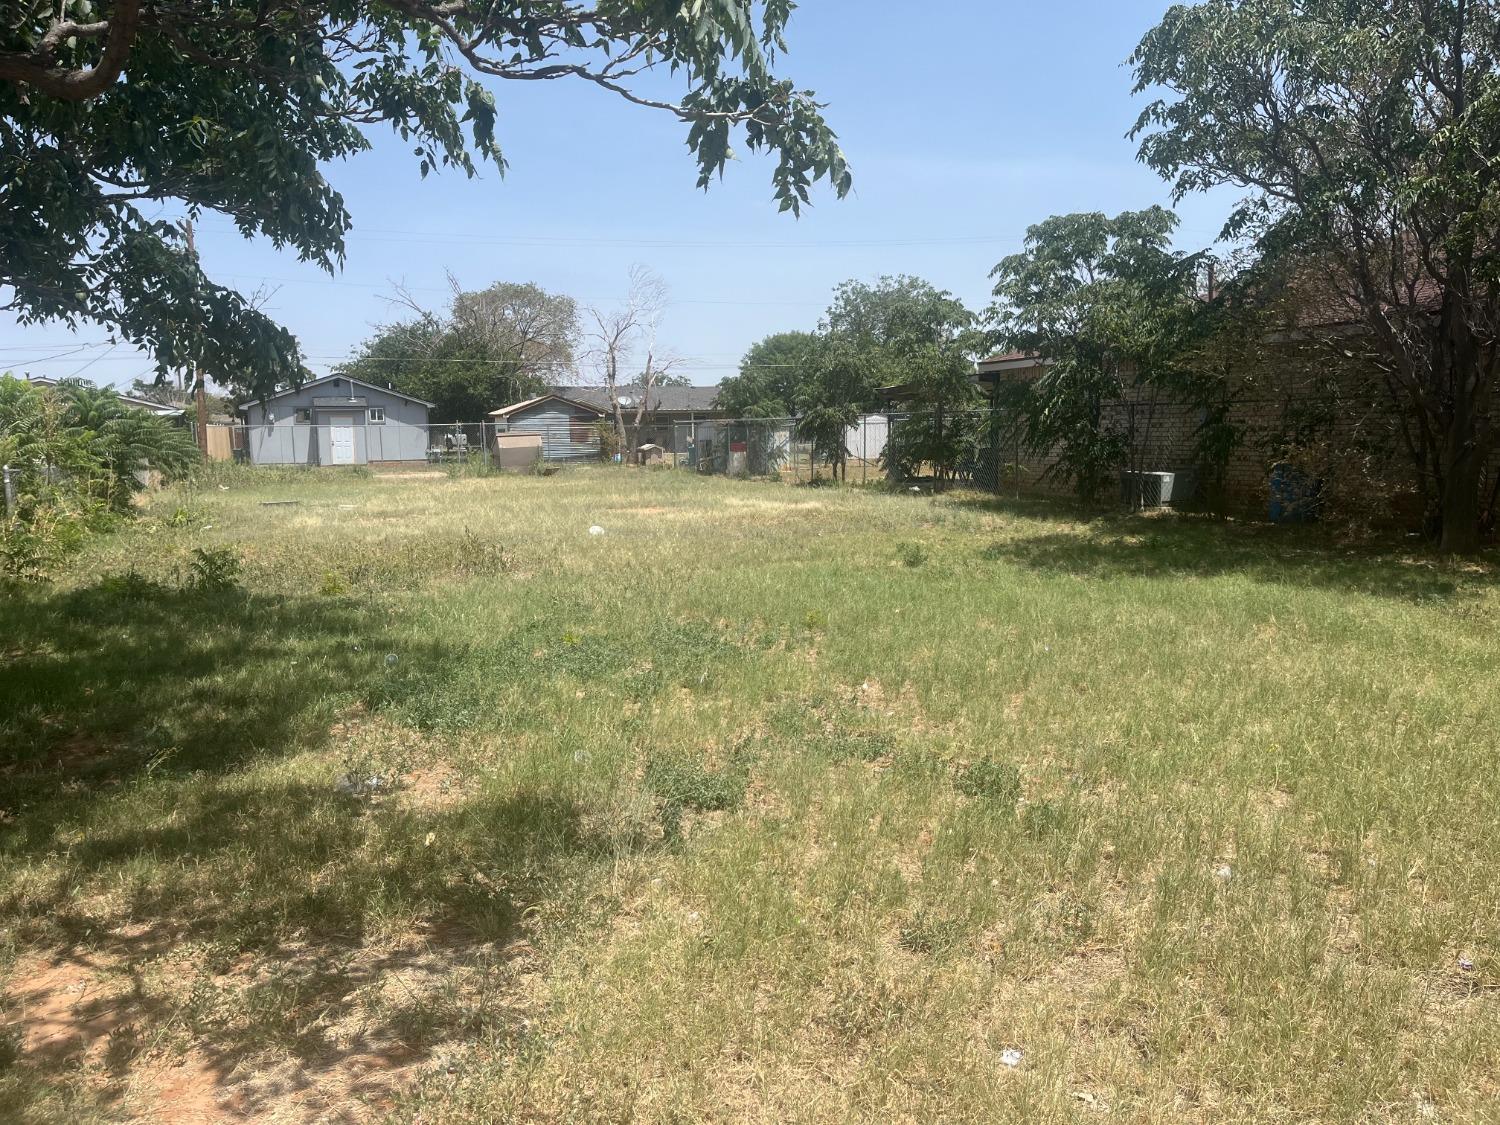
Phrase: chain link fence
[{"left": 202, "top": 403, "right": 1225, "bottom": 507}]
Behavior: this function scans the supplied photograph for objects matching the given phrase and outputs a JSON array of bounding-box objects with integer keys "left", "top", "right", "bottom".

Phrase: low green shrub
[
  {"left": 0, "top": 500, "right": 104, "bottom": 580},
  {"left": 186, "top": 546, "right": 244, "bottom": 593}
]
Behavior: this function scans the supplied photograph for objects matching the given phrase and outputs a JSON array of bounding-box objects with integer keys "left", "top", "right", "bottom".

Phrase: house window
[
  {"left": 368, "top": 407, "right": 386, "bottom": 425},
  {"left": 294, "top": 408, "right": 312, "bottom": 425}
]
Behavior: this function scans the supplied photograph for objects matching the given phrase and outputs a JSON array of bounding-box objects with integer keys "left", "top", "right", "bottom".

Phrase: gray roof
[
  {"left": 238, "top": 374, "right": 435, "bottom": 410},
  {"left": 542, "top": 384, "right": 723, "bottom": 414}
]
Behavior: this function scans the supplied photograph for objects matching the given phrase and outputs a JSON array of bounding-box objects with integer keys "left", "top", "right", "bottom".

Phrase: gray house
[{"left": 239, "top": 375, "right": 432, "bottom": 466}]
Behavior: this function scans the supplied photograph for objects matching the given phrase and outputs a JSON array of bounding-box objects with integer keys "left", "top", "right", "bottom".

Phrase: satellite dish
[{"left": 618, "top": 395, "right": 635, "bottom": 408}]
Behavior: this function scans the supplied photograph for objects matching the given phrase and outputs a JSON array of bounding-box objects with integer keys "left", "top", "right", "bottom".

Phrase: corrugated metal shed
[{"left": 491, "top": 397, "right": 603, "bottom": 462}]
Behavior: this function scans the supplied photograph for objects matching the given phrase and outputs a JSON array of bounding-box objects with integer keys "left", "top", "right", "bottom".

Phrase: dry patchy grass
[{"left": 2, "top": 465, "right": 1498, "bottom": 1122}]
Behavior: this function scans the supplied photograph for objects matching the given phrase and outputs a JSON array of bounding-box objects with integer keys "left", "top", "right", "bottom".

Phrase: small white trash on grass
[
  {"left": 335, "top": 774, "right": 384, "bottom": 799},
  {"left": 1000, "top": 1048, "right": 1024, "bottom": 1068},
  {"left": 589, "top": 525, "right": 606, "bottom": 536}
]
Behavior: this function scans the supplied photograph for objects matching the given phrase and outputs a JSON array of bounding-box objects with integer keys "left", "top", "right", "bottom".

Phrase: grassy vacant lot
[{"left": 1, "top": 465, "right": 1497, "bottom": 1122}]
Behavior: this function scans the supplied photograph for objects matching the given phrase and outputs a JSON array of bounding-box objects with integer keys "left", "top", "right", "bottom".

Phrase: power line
[
  {"left": 0, "top": 341, "right": 113, "bottom": 352},
  {"left": 63, "top": 344, "right": 115, "bottom": 380},
  {"left": 0, "top": 344, "right": 99, "bottom": 366},
  {"left": 213, "top": 271, "right": 828, "bottom": 306},
  {"left": 192, "top": 215, "right": 1229, "bottom": 250},
  {"left": 190, "top": 217, "right": 1027, "bottom": 249},
  {"left": 1, "top": 350, "right": 804, "bottom": 370}
]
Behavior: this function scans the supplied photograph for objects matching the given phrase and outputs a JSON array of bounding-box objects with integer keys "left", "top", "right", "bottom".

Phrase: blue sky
[{"left": 1, "top": 1, "right": 1237, "bottom": 393}]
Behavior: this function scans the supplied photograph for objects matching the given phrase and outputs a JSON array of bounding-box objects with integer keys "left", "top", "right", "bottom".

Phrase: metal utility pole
[{"left": 183, "top": 219, "right": 209, "bottom": 455}]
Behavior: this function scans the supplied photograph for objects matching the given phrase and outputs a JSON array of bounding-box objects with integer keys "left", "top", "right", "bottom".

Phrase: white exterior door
[{"left": 328, "top": 415, "right": 356, "bottom": 464}]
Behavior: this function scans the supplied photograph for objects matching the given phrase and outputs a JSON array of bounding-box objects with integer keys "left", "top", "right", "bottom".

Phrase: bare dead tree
[{"left": 583, "top": 266, "right": 672, "bottom": 456}]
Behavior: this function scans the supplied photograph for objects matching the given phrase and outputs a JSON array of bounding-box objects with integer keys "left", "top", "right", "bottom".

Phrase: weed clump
[
  {"left": 815, "top": 729, "right": 894, "bottom": 763},
  {"left": 954, "top": 758, "right": 1022, "bottom": 805},
  {"left": 644, "top": 751, "right": 750, "bottom": 841},
  {"left": 97, "top": 568, "right": 172, "bottom": 602},
  {"left": 896, "top": 541, "right": 927, "bottom": 567},
  {"left": 898, "top": 912, "right": 966, "bottom": 956},
  {"left": 186, "top": 546, "right": 244, "bottom": 593},
  {"left": 453, "top": 528, "right": 510, "bottom": 577}
]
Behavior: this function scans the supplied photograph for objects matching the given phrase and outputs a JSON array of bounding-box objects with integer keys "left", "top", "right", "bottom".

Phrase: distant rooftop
[
  {"left": 24, "top": 374, "right": 186, "bottom": 417},
  {"left": 542, "top": 384, "right": 723, "bottom": 413},
  {"left": 976, "top": 351, "right": 1043, "bottom": 368}
]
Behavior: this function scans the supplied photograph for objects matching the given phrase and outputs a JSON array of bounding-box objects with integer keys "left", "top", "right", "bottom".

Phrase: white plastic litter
[
  {"left": 1459, "top": 956, "right": 1475, "bottom": 972},
  {"left": 1215, "top": 864, "right": 1233, "bottom": 882},
  {"left": 588, "top": 525, "right": 606, "bottom": 535},
  {"left": 1000, "top": 1048, "right": 1024, "bottom": 1068},
  {"left": 335, "top": 774, "right": 384, "bottom": 798}
]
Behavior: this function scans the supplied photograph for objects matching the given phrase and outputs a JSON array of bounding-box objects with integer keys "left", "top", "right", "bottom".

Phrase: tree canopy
[
  {"left": 716, "top": 330, "right": 820, "bottom": 418},
  {"left": 822, "top": 275, "right": 982, "bottom": 407},
  {"left": 1131, "top": 0, "right": 1500, "bottom": 550},
  {"left": 2, "top": 0, "right": 851, "bottom": 401},
  {"left": 989, "top": 207, "right": 1210, "bottom": 500},
  {"left": 338, "top": 280, "right": 578, "bottom": 421}
]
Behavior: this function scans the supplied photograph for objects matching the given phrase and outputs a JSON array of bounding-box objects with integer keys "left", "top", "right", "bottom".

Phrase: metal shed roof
[{"left": 488, "top": 393, "right": 605, "bottom": 419}]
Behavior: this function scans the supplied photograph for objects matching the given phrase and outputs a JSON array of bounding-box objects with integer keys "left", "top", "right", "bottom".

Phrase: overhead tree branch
[{"left": 0, "top": 0, "right": 143, "bottom": 101}]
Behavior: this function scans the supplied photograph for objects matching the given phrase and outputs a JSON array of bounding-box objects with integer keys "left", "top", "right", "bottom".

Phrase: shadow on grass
[
  {"left": 941, "top": 490, "right": 1123, "bottom": 525},
  {"left": 0, "top": 578, "right": 626, "bottom": 947},
  {"left": 0, "top": 579, "right": 385, "bottom": 795},
  {"left": 0, "top": 577, "right": 640, "bottom": 1118},
  {"left": 0, "top": 786, "right": 586, "bottom": 1120},
  {"left": 969, "top": 512, "right": 1497, "bottom": 601}
]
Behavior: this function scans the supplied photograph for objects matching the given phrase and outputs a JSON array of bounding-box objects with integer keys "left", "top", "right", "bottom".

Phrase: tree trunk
[
  {"left": 1439, "top": 420, "right": 1483, "bottom": 553},
  {"left": 1435, "top": 296, "right": 1488, "bottom": 553}
]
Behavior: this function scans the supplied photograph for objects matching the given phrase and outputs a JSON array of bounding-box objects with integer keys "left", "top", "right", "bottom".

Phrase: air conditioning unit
[{"left": 1121, "top": 470, "right": 1196, "bottom": 509}]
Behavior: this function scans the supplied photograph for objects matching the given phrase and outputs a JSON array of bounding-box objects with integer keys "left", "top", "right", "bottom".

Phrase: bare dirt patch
[
  {"left": 52, "top": 731, "right": 116, "bottom": 771},
  {"left": 3, "top": 924, "right": 538, "bottom": 1124},
  {"left": 135, "top": 1052, "right": 227, "bottom": 1124},
  {"left": 6, "top": 952, "right": 135, "bottom": 1063}
]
